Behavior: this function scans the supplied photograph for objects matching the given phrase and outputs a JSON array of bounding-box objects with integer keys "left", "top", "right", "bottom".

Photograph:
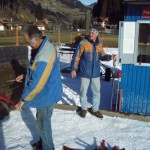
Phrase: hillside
[{"left": 0, "top": 0, "right": 92, "bottom": 28}]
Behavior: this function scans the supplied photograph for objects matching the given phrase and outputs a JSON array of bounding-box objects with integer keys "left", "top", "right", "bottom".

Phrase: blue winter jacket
[
  {"left": 71, "top": 36, "right": 111, "bottom": 78},
  {"left": 21, "top": 37, "right": 62, "bottom": 108}
]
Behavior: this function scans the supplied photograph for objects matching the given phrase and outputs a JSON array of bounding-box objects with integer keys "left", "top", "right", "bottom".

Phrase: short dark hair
[{"left": 23, "top": 25, "right": 43, "bottom": 40}]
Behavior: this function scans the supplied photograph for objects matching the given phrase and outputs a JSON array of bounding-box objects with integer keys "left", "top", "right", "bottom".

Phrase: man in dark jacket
[
  {"left": 15, "top": 25, "right": 62, "bottom": 150},
  {"left": 71, "top": 27, "right": 116, "bottom": 118}
]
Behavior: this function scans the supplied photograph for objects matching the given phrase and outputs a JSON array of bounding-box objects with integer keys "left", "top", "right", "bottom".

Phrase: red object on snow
[
  {"left": 101, "top": 140, "right": 107, "bottom": 150},
  {"left": 0, "top": 92, "right": 16, "bottom": 106},
  {"left": 94, "top": 145, "right": 101, "bottom": 150},
  {"left": 112, "top": 146, "right": 118, "bottom": 150},
  {"left": 63, "top": 139, "right": 125, "bottom": 150}
]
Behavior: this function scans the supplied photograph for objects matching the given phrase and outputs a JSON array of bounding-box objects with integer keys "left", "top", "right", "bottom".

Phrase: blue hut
[{"left": 119, "top": 0, "right": 150, "bottom": 115}]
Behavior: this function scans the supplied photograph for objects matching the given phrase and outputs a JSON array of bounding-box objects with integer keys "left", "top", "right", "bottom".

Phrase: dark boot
[
  {"left": 32, "top": 138, "right": 42, "bottom": 150},
  {"left": 79, "top": 110, "right": 87, "bottom": 118},
  {"left": 90, "top": 110, "right": 103, "bottom": 118}
]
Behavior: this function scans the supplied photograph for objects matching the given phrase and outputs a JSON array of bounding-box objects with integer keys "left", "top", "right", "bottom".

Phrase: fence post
[
  {"left": 58, "top": 27, "right": 60, "bottom": 44},
  {"left": 70, "top": 32, "right": 72, "bottom": 62},
  {"left": 16, "top": 25, "right": 18, "bottom": 46},
  {"left": 99, "top": 33, "right": 104, "bottom": 46}
]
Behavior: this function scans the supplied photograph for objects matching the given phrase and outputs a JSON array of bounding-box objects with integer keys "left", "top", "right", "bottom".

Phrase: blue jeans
[
  {"left": 36, "top": 104, "right": 55, "bottom": 150},
  {"left": 80, "top": 77, "right": 100, "bottom": 112}
]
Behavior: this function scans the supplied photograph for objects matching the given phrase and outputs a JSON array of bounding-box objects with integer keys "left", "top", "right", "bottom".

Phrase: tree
[
  {"left": 106, "top": 0, "right": 124, "bottom": 23},
  {"left": 92, "top": 0, "right": 124, "bottom": 24},
  {"left": 72, "top": 19, "right": 78, "bottom": 29},
  {"left": 35, "top": 3, "right": 43, "bottom": 20},
  {"left": 79, "top": 17, "right": 86, "bottom": 29},
  {"left": 92, "top": 0, "right": 104, "bottom": 18}
]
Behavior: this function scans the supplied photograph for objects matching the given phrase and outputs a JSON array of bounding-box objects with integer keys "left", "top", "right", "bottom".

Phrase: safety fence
[
  {"left": 0, "top": 27, "right": 118, "bottom": 47},
  {"left": 0, "top": 27, "right": 80, "bottom": 46}
]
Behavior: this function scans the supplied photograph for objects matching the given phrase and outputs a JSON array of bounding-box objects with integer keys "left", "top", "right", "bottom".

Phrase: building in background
[{"left": 119, "top": 0, "right": 150, "bottom": 115}]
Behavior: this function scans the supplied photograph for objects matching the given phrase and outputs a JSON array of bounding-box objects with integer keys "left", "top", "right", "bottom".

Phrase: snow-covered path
[{"left": 0, "top": 108, "right": 150, "bottom": 150}]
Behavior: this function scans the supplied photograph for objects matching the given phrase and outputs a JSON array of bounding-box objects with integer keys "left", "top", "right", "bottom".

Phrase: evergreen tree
[
  {"left": 107, "top": 0, "right": 124, "bottom": 23},
  {"left": 35, "top": 3, "right": 43, "bottom": 20},
  {"left": 73, "top": 19, "right": 78, "bottom": 29},
  {"left": 92, "top": 0, "right": 104, "bottom": 18},
  {"left": 101, "top": 0, "right": 107, "bottom": 17},
  {"left": 92, "top": 0, "right": 124, "bottom": 24}
]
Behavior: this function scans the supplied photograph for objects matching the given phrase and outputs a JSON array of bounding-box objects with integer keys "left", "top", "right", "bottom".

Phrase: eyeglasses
[
  {"left": 90, "top": 32, "right": 95, "bottom": 34},
  {"left": 26, "top": 38, "right": 36, "bottom": 44}
]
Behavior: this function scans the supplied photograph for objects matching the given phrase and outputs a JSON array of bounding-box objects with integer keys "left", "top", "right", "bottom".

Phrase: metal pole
[
  {"left": 70, "top": 32, "right": 72, "bottom": 62},
  {"left": 110, "top": 59, "right": 116, "bottom": 110},
  {"left": 111, "top": 78, "right": 115, "bottom": 110},
  {"left": 86, "top": 10, "right": 91, "bottom": 34},
  {"left": 58, "top": 27, "right": 60, "bottom": 44},
  {"left": 16, "top": 25, "right": 18, "bottom": 46},
  {"left": 115, "top": 78, "right": 120, "bottom": 112}
]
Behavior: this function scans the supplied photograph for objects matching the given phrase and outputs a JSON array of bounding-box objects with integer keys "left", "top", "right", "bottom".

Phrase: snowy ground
[
  {"left": 0, "top": 48, "right": 150, "bottom": 150},
  {"left": 1, "top": 108, "right": 150, "bottom": 150}
]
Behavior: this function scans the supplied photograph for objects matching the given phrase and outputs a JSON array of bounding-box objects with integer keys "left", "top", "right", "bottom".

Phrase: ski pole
[
  {"left": 111, "top": 77, "right": 115, "bottom": 110},
  {"left": 115, "top": 77, "right": 120, "bottom": 112},
  {"left": 110, "top": 59, "right": 116, "bottom": 110},
  {"left": 115, "top": 71, "right": 122, "bottom": 112},
  {"left": 6, "top": 79, "right": 16, "bottom": 82}
]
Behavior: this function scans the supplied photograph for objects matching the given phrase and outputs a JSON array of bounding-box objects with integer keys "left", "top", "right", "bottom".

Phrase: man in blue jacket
[
  {"left": 15, "top": 25, "right": 62, "bottom": 150},
  {"left": 71, "top": 27, "right": 115, "bottom": 118}
]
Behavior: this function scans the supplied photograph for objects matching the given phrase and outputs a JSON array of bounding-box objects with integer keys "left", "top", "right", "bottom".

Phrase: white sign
[{"left": 122, "top": 22, "right": 136, "bottom": 54}]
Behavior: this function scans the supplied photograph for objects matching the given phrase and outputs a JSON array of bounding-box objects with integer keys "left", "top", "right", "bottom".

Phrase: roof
[{"left": 124, "top": 0, "right": 150, "bottom": 5}]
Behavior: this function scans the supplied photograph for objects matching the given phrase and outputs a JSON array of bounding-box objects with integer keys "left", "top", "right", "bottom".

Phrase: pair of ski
[{"left": 63, "top": 139, "right": 125, "bottom": 150}]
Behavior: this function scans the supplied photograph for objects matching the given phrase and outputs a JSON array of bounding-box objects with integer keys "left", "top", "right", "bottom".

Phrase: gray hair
[{"left": 23, "top": 25, "right": 43, "bottom": 40}]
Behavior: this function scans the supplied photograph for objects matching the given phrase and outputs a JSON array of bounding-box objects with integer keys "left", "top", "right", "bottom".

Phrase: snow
[
  {"left": 0, "top": 48, "right": 150, "bottom": 150},
  {"left": 1, "top": 109, "right": 150, "bottom": 150}
]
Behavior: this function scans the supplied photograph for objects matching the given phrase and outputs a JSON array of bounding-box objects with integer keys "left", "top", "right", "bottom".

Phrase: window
[{"left": 137, "top": 23, "right": 150, "bottom": 64}]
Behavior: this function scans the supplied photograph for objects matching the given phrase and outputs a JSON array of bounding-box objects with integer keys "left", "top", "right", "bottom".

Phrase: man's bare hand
[
  {"left": 112, "top": 54, "right": 117, "bottom": 61},
  {"left": 16, "top": 74, "right": 24, "bottom": 82},
  {"left": 71, "top": 71, "right": 77, "bottom": 78},
  {"left": 15, "top": 101, "right": 24, "bottom": 112}
]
